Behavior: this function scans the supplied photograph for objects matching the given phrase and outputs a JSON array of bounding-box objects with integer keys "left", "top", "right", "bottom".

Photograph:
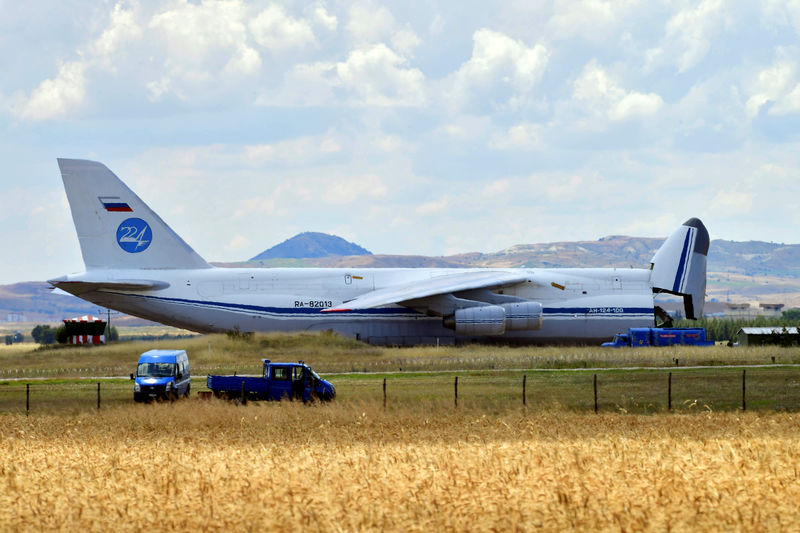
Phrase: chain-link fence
[{"left": 3, "top": 366, "right": 800, "bottom": 415}]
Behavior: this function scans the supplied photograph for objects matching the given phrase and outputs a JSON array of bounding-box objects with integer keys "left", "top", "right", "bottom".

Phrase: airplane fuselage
[{"left": 58, "top": 266, "right": 656, "bottom": 345}]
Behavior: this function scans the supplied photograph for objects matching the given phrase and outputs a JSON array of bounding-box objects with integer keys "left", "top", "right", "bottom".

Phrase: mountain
[
  {"left": 288, "top": 236, "right": 800, "bottom": 279},
  {"left": 250, "top": 232, "right": 371, "bottom": 261},
  {"left": 707, "top": 240, "right": 800, "bottom": 277}
]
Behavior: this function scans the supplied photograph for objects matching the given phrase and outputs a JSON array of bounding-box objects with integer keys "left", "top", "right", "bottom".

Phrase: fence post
[
  {"left": 454, "top": 376, "right": 458, "bottom": 408},
  {"left": 523, "top": 374, "right": 527, "bottom": 407},
  {"left": 668, "top": 372, "right": 672, "bottom": 412},
  {"left": 97, "top": 382, "right": 101, "bottom": 410},
  {"left": 593, "top": 374, "right": 598, "bottom": 413},
  {"left": 383, "top": 378, "right": 386, "bottom": 410},
  {"left": 742, "top": 369, "right": 746, "bottom": 412},
  {"left": 26, "top": 383, "right": 30, "bottom": 416},
  {"left": 241, "top": 380, "right": 247, "bottom": 405}
]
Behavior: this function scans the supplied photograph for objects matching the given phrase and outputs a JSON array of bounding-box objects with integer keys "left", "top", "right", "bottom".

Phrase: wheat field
[{"left": 2, "top": 402, "right": 800, "bottom": 531}]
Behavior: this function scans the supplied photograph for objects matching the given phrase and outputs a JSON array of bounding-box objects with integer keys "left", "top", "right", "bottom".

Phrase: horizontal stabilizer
[{"left": 48, "top": 276, "right": 170, "bottom": 296}]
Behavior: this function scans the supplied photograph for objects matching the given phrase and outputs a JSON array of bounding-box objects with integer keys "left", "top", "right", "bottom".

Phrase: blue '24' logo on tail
[{"left": 116, "top": 218, "right": 152, "bottom": 253}]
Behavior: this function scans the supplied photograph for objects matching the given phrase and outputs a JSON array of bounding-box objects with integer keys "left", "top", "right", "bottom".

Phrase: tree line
[{"left": 674, "top": 308, "right": 800, "bottom": 342}]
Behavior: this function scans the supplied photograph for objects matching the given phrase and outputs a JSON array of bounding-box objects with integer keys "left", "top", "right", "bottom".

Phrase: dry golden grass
[
  {"left": 2, "top": 403, "right": 800, "bottom": 531},
  {"left": 0, "top": 343, "right": 38, "bottom": 356},
  {"left": 2, "top": 331, "right": 798, "bottom": 380}
]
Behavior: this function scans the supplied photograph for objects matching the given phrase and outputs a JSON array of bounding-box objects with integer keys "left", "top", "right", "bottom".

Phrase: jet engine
[
  {"left": 503, "top": 302, "right": 543, "bottom": 331},
  {"left": 443, "top": 301, "right": 544, "bottom": 336}
]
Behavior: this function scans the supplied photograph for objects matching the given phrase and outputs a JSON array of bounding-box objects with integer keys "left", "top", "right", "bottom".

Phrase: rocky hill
[
  {"left": 250, "top": 232, "right": 371, "bottom": 261},
  {"left": 246, "top": 235, "right": 800, "bottom": 278}
]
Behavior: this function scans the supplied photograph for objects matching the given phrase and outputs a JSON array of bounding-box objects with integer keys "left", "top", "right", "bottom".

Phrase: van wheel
[{"left": 185, "top": 384, "right": 191, "bottom": 398}]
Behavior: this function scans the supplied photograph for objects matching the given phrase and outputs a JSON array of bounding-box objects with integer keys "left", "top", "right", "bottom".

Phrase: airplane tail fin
[
  {"left": 650, "top": 218, "right": 709, "bottom": 319},
  {"left": 57, "top": 158, "right": 211, "bottom": 270}
]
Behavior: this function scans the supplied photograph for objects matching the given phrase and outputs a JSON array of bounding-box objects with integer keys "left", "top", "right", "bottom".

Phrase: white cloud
[
  {"left": 609, "top": 92, "right": 664, "bottom": 121},
  {"left": 547, "top": 0, "right": 621, "bottom": 42},
  {"left": 89, "top": 1, "right": 143, "bottom": 66},
  {"left": 325, "top": 173, "right": 388, "bottom": 205},
  {"left": 646, "top": 0, "right": 731, "bottom": 73},
  {"left": 447, "top": 28, "right": 549, "bottom": 109},
  {"left": 745, "top": 54, "right": 800, "bottom": 117},
  {"left": 265, "top": 42, "right": 426, "bottom": 107},
  {"left": 481, "top": 179, "right": 511, "bottom": 196},
  {"left": 709, "top": 190, "right": 753, "bottom": 214},
  {"left": 149, "top": 1, "right": 248, "bottom": 59},
  {"left": 345, "top": 3, "right": 421, "bottom": 57},
  {"left": 311, "top": 3, "right": 338, "bottom": 32},
  {"left": 224, "top": 43, "right": 262, "bottom": 76},
  {"left": 244, "top": 134, "right": 342, "bottom": 164},
  {"left": 490, "top": 123, "right": 544, "bottom": 150},
  {"left": 16, "top": 61, "right": 87, "bottom": 120},
  {"left": 390, "top": 27, "right": 423, "bottom": 57},
  {"left": 416, "top": 197, "right": 449, "bottom": 215},
  {"left": 335, "top": 44, "right": 426, "bottom": 106},
  {"left": 145, "top": 0, "right": 262, "bottom": 99},
  {"left": 11, "top": 0, "right": 142, "bottom": 120},
  {"left": 529, "top": 170, "right": 610, "bottom": 203},
  {"left": 267, "top": 61, "right": 338, "bottom": 106},
  {"left": 434, "top": 116, "right": 493, "bottom": 141},
  {"left": 250, "top": 4, "right": 316, "bottom": 52},
  {"left": 346, "top": 3, "right": 397, "bottom": 43},
  {"left": 227, "top": 234, "right": 251, "bottom": 251},
  {"left": 461, "top": 29, "right": 548, "bottom": 92},
  {"left": 573, "top": 60, "right": 663, "bottom": 122}
]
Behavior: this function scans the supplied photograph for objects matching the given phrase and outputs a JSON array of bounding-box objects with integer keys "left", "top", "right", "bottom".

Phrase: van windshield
[{"left": 138, "top": 362, "right": 175, "bottom": 378}]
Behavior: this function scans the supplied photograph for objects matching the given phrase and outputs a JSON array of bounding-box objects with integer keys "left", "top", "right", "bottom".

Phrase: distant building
[
  {"left": 759, "top": 303, "right": 785, "bottom": 316},
  {"left": 63, "top": 315, "right": 107, "bottom": 345},
  {"left": 737, "top": 327, "right": 799, "bottom": 346},
  {"left": 724, "top": 302, "right": 753, "bottom": 318},
  {"left": 726, "top": 303, "right": 750, "bottom": 310}
]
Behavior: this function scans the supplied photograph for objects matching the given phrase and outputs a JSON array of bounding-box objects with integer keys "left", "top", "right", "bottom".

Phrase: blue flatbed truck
[
  {"left": 602, "top": 327, "right": 714, "bottom": 347},
  {"left": 206, "top": 359, "right": 335, "bottom": 402}
]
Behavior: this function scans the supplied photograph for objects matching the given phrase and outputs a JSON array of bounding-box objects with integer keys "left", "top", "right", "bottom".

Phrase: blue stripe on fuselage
[{"left": 107, "top": 292, "right": 653, "bottom": 319}]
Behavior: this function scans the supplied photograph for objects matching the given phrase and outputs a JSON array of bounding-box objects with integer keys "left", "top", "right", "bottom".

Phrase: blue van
[{"left": 131, "top": 349, "right": 191, "bottom": 402}]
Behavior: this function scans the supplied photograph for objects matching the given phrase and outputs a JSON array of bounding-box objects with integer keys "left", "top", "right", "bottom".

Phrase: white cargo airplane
[{"left": 48, "top": 159, "right": 708, "bottom": 345}]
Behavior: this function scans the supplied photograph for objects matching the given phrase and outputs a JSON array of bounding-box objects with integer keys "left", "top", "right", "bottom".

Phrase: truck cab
[
  {"left": 263, "top": 360, "right": 335, "bottom": 401},
  {"left": 602, "top": 333, "right": 630, "bottom": 347},
  {"left": 132, "top": 349, "right": 191, "bottom": 402}
]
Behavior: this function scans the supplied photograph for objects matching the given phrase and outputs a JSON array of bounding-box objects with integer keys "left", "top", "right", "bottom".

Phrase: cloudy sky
[{"left": 2, "top": 0, "right": 800, "bottom": 284}]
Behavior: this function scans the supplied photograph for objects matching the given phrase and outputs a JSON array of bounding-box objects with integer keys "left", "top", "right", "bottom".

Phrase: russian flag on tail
[{"left": 99, "top": 196, "right": 132, "bottom": 212}]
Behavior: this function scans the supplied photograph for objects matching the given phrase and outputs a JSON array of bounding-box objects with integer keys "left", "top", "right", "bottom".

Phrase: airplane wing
[{"left": 323, "top": 270, "right": 528, "bottom": 312}]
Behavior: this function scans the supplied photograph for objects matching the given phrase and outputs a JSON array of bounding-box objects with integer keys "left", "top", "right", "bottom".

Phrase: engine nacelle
[
  {"left": 502, "top": 302, "right": 543, "bottom": 331},
  {"left": 443, "top": 301, "right": 545, "bottom": 336},
  {"left": 448, "top": 305, "right": 506, "bottom": 336}
]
